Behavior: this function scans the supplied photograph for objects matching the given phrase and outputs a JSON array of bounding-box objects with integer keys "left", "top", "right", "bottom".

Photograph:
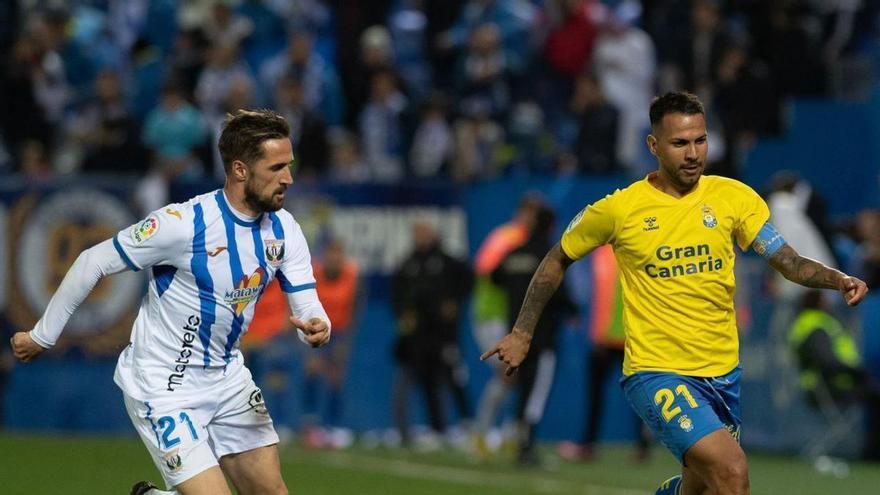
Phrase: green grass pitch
[{"left": 1, "top": 433, "right": 879, "bottom": 494}]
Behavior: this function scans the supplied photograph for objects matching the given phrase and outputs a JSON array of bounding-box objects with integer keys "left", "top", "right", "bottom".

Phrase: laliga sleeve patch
[
  {"left": 131, "top": 215, "right": 160, "bottom": 244},
  {"left": 565, "top": 208, "right": 586, "bottom": 234}
]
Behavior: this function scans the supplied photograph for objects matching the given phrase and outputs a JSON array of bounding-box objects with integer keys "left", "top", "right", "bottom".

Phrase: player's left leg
[
  {"left": 220, "top": 444, "right": 287, "bottom": 495},
  {"left": 209, "top": 368, "right": 284, "bottom": 493},
  {"left": 679, "top": 429, "right": 748, "bottom": 495}
]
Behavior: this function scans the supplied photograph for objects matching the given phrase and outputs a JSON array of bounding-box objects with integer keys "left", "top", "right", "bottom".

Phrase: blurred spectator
[
  {"left": 0, "top": 35, "right": 53, "bottom": 158},
  {"left": 439, "top": 0, "right": 536, "bottom": 74},
  {"left": 66, "top": 70, "right": 146, "bottom": 174},
  {"left": 424, "top": 0, "right": 468, "bottom": 89},
  {"left": 347, "top": 25, "right": 407, "bottom": 128},
  {"left": 591, "top": 1, "right": 655, "bottom": 174},
  {"left": 471, "top": 194, "right": 542, "bottom": 458},
  {"left": 455, "top": 23, "right": 511, "bottom": 120},
  {"left": 301, "top": 239, "right": 363, "bottom": 449},
  {"left": 789, "top": 289, "right": 880, "bottom": 460},
  {"left": 332, "top": 0, "right": 394, "bottom": 125},
  {"left": 166, "top": 29, "right": 208, "bottom": 99},
  {"left": 200, "top": 0, "right": 254, "bottom": 48},
  {"left": 136, "top": 82, "right": 207, "bottom": 215},
  {"left": 260, "top": 31, "right": 345, "bottom": 127},
  {"left": 265, "top": 0, "right": 330, "bottom": 32},
  {"left": 855, "top": 209, "right": 880, "bottom": 289},
  {"left": 391, "top": 221, "right": 474, "bottom": 447},
  {"left": 142, "top": 82, "right": 208, "bottom": 182},
  {"left": 387, "top": 1, "right": 431, "bottom": 102},
  {"left": 680, "top": 0, "right": 736, "bottom": 96},
  {"left": 452, "top": 101, "right": 505, "bottom": 182},
  {"left": 195, "top": 42, "right": 257, "bottom": 119},
  {"left": 543, "top": 0, "right": 600, "bottom": 80},
  {"left": 274, "top": 76, "right": 329, "bottom": 181},
  {"left": 359, "top": 70, "right": 407, "bottom": 183},
  {"left": 128, "top": 37, "right": 165, "bottom": 120},
  {"left": 557, "top": 245, "right": 650, "bottom": 463},
  {"left": 712, "top": 44, "right": 779, "bottom": 178},
  {"left": 764, "top": 171, "right": 839, "bottom": 412},
  {"left": 491, "top": 205, "right": 575, "bottom": 465},
  {"left": 18, "top": 140, "right": 53, "bottom": 183},
  {"left": 752, "top": 3, "right": 826, "bottom": 97},
  {"left": 409, "top": 92, "right": 454, "bottom": 178},
  {"left": 328, "top": 130, "right": 370, "bottom": 183},
  {"left": 39, "top": 7, "right": 96, "bottom": 107},
  {"left": 569, "top": 73, "right": 619, "bottom": 173}
]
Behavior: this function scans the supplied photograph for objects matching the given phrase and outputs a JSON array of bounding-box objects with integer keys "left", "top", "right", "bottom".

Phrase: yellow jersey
[{"left": 561, "top": 175, "right": 769, "bottom": 377}]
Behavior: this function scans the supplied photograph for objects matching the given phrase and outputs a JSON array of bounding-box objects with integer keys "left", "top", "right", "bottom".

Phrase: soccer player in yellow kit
[{"left": 482, "top": 92, "right": 868, "bottom": 495}]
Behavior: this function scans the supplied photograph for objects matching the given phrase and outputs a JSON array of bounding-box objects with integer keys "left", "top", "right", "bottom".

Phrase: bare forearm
[
  {"left": 511, "top": 244, "right": 573, "bottom": 337},
  {"left": 768, "top": 244, "right": 844, "bottom": 289}
]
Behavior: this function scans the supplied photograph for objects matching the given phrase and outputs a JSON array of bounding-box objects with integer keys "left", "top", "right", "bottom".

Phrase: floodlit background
[{"left": 0, "top": 1, "right": 879, "bottom": 493}]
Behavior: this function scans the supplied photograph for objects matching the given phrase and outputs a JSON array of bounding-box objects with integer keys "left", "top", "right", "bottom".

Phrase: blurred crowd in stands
[{"left": 1, "top": 0, "right": 879, "bottom": 190}]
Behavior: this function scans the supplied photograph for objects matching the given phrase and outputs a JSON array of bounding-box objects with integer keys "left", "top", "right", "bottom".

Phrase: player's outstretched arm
[
  {"left": 481, "top": 243, "right": 574, "bottom": 374},
  {"left": 768, "top": 244, "right": 868, "bottom": 306},
  {"left": 9, "top": 238, "right": 129, "bottom": 363}
]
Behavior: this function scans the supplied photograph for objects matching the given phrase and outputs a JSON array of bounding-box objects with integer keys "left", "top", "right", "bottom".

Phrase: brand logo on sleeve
[
  {"left": 165, "top": 208, "right": 182, "bottom": 220},
  {"left": 264, "top": 239, "right": 285, "bottom": 267},
  {"left": 131, "top": 215, "right": 159, "bottom": 244}
]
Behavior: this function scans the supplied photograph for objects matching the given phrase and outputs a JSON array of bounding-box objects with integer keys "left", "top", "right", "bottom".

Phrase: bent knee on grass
[{"left": 683, "top": 429, "right": 750, "bottom": 495}]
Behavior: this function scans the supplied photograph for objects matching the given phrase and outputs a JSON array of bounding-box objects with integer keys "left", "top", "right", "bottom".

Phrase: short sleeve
[
  {"left": 113, "top": 207, "right": 191, "bottom": 271},
  {"left": 733, "top": 184, "right": 771, "bottom": 251},
  {"left": 560, "top": 193, "right": 620, "bottom": 261},
  {"left": 276, "top": 216, "right": 317, "bottom": 293}
]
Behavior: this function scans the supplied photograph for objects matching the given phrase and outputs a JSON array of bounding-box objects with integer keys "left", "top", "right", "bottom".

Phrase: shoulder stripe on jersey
[
  {"left": 269, "top": 212, "right": 285, "bottom": 239},
  {"left": 269, "top": 212, "right": 295, "bottom": 291},
  {"left": 218, "top": 193, "right": 248, "bottom": 364},
  {"left": 113, "top": 236, "right": 139, "bottom": 272},
  {"left": 144, "top": 401, "right": 161, "bottom": 449},
  {"left": 190, "top": 204, "right": 217, "bottom": 368},
  {"left": 215, "top": 189, "right": 263, "bottom": 227},
  {"left": 152, "top": 265, "right": 177, "bottom": 297}
]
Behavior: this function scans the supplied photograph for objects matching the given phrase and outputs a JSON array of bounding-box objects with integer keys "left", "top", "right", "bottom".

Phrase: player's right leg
[
  {"left": 123, "top": 393, "right": 231, "bottom": 495},
  {"left": 679, "top": 429, "right": 748, "bottom": 495},
  {"left": 622, "top": 368, "right": 747, "bottom": 495}
]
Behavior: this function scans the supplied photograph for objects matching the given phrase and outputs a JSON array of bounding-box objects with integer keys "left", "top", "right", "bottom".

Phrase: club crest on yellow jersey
[{"left": 702, "top": 205, "right": 717, "bottom": 228}]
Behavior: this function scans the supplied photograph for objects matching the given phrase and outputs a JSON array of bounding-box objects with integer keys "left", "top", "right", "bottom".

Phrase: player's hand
[
  {"left": 10, "top": 332, "right": 46, "bottom": 363},
  {"left": 839, "top": 275, "right": 868, "bottom": 306},
  {"left": 480, "top": 328, "right": 532, "bottom": 376},
  {"left": 290, "top": 316, "right": 330, "bottom": 348}
]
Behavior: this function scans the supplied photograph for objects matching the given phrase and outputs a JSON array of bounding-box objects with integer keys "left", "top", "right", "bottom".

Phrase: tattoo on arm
[
  {"left": 512, "top": 243, "right": 574, "bottom": 337},
  {"left": 768, "top": 244, "right": 843, "bottom": 290}
]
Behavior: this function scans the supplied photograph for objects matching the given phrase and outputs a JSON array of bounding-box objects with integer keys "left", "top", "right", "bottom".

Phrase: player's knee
[
  {"left": 264, "top": 481, "right": 288, "bottom": 495},
  {"left": 715, "top": 455, "right": 749, "bottom": 493}
]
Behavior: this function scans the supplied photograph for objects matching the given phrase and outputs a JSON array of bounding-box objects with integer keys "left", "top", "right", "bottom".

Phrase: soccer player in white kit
[{"left": 10, "top": 109, "right": 331, "bottom": 495}]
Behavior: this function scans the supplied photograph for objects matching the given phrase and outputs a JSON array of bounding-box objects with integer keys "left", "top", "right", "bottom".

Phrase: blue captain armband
[{"left": 751, "top": 222, "right": 786, "bottom": 259}]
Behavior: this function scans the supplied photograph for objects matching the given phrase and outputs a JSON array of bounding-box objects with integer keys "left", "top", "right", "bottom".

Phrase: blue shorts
[{"left": 621, "top": 366, "right": 742, "bottom": 463}]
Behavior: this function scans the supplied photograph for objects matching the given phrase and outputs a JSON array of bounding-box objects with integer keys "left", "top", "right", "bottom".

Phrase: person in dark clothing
[
  {"left": 492, "top": 206, "right": 575, "bottom": 464},
  {"left": 391, "top": 221, "right": 474, "bottom": 445},
  {"left": 570, "top": 73, "right": 619, "bottom": 173},
  {"left": 789, "top": 290, "right": 880, "bottom": 460}
]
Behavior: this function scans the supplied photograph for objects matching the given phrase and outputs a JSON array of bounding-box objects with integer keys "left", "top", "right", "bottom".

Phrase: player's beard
[{"left": 244, "top": 180, "right": 285, "bottom": 213}]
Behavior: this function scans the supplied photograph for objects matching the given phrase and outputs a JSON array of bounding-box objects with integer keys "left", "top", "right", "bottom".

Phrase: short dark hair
[
  {"left": 218, "top": 109, "right": 290, "bottom": 174},
  {"left": 649, "top": 92, "right": 704, "bottom": 129}
]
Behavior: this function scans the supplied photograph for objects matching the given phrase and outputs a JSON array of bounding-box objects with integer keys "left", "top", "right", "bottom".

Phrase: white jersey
[{"left": 110, "top": 189, "right": 323, "bottom": 401}]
